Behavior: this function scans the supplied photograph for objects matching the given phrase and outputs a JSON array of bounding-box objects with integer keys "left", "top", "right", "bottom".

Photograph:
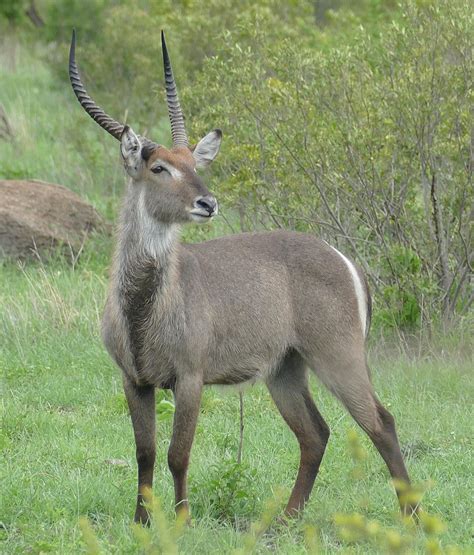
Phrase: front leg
[
  {"left": 123, "top": 376, "right": 156, "bottom": 525},
  {"left": 168, "top": 374, "right": 203, "bottom": 518}
]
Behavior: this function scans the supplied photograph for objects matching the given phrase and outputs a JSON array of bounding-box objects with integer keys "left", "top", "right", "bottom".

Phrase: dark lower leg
[
  {"left": 284, "top": 394, "right": 330, "bottom": 515},
  {"left": 368, "top": 401, "right": 416, "bottom": 515},
  {"left": 267, "top": 354, "right": 330, "bottom": 516},
  {"left": 347, "top": 393, "right": 414, "bottom": 515},
  {"left": 167, "top": 375, "right": 203, "bottom": 518},
  {"left": 285, "top": 446, "right": 326, "bottom": 515},
  {"left": 370, "top": 402, "right": 410, "bottom": 481},
  {"left": 329, "top": 361, "right": 415, "bottom": 517},
  {"left": 123, "top": 378, "right": 156, "bottom": 524}
]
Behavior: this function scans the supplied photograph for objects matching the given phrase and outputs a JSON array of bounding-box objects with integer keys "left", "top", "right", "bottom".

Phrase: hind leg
[
  {"left": 307, "top": 353, "right": 415, "bottom": 515},
  {"left": 266, "top": 350, "right": 330, "bottom": 516},
  {"left": 352, "top": 390, "right": 416, "bottom": 515}
]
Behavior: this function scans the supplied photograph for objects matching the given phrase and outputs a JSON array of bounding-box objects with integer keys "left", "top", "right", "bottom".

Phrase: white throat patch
[{"left": 137, "top": 189, "right": 177, "bottom": 260}]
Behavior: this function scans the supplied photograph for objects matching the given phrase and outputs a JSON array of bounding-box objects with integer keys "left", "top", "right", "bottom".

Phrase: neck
[
  {"left": 112, "top": 182, "right": 181, "bottom": 376},
  {"left": 113, "top": 183, "right": 180, "bottom": 288}
]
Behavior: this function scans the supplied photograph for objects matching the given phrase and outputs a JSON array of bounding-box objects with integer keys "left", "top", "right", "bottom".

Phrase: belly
[{"left": 203, "top": 326, "right": 291, "bottom": 385}]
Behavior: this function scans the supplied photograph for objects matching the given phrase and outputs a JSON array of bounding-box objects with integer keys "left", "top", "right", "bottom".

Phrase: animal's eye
[{"left": 151, "top": 165, "right": 165, "bottom": 174}]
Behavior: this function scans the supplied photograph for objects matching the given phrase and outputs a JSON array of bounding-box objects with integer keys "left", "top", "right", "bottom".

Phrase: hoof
[{"left": 134, "top": 507, "right": 151, "bottom": 526}]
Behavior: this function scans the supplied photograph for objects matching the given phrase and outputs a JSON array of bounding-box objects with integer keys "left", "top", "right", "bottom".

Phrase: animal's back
[{"left": 186, "top": 230, "right": 364, "bottom": 326}]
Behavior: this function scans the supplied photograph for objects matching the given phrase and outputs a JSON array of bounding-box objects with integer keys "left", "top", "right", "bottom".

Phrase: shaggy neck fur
[{"left": 112, "top": 182, "right": 180, "bottom": 372}]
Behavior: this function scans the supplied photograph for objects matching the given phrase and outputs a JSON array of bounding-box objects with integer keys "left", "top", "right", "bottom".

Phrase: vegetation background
[{"left": 0, "top": 0, "right": 472, "bottom": 553}]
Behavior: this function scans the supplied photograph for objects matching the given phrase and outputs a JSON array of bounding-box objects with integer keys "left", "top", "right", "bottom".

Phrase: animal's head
[{"left": 69, "top": 30, "right": 221, "bottom": 224}]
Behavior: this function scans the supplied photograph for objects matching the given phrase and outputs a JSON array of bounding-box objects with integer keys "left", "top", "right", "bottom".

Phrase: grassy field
[
  {"left": 1, "top": 236, "right": 473, "bottom": 554},
  {"left": 1, "top": 30, "right": 473, "bottom": 555}
]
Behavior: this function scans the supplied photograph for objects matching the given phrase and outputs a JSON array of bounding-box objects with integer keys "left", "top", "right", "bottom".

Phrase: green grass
[{"left": 0, "top": 237, "right": 473, "bottom": 554}]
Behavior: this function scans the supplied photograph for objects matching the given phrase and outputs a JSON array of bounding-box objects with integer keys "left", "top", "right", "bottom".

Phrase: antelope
[{"left": 69, "top": 29, "right": 414, "bottom": 525}]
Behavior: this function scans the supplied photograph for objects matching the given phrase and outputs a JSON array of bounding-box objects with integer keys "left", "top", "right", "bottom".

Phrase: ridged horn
[
  {"left": 69, "top": 29, "right": 124, "bottom": 140},
  {"left": 161, "top": 31, "right": 189, "bottom": 147}
]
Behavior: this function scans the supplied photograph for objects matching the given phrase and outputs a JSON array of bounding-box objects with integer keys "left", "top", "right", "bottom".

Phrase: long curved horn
[
  {"left": 69, "top": 29, "right": 124, "bottom": 140},
  {"left": 161, "top": 31, "right": 189, "bottom": 147}
]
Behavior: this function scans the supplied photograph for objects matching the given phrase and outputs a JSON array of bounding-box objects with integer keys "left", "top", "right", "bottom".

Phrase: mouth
[{"left": 189, "top": 208, "right": 217, "bottom": 222}]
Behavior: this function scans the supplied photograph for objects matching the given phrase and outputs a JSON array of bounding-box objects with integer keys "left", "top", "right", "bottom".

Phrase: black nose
[{"left": 195, "top": 195, "right": 218, "bottom": 215}]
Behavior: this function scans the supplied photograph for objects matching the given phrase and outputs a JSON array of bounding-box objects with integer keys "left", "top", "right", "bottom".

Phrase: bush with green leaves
[
  {"left": 191, "top": 459, "right": 258, "bottom": 522},
  {"left": 0, "top": 0, "right": 27, "bottom": 24},
  {"left": 38, "top": 0, "right": 320, "bottom": 138}
]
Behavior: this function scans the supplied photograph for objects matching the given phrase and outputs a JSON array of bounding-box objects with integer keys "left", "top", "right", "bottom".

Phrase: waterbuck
[{"left": 69, "top": 30, "right": 414, "bottom": 524}]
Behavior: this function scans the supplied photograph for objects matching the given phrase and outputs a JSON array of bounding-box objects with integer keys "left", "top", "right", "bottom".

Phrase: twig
[
  {"left": 237, "top": 392, "right": 244, "bottom": 464},
  {"left": 430, "top": 173, "right": 451, "bottom": 316},
  {"left": 0, "top": 103, "right": 13, "bottom": 140},
  {"left": 25, "top": 1, "right": 45, "bottom": 27}
]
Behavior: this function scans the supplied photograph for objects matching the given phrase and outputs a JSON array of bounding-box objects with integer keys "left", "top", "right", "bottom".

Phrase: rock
[{"left": 0, "top": 179, "right": 106, "bottom": 259}]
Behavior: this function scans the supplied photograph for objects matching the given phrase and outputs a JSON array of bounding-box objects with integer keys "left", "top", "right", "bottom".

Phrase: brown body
[{"left": 69, "top": 30, "right": 414, "bottom": 524}]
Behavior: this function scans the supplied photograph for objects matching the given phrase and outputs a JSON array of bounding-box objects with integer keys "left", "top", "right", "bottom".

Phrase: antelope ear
[
  {"left": 120, "top": 126, "right": 142, "bottom": 177},
  {"left": 192, "top": 129, "right": 222, "bottom": 168}
]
